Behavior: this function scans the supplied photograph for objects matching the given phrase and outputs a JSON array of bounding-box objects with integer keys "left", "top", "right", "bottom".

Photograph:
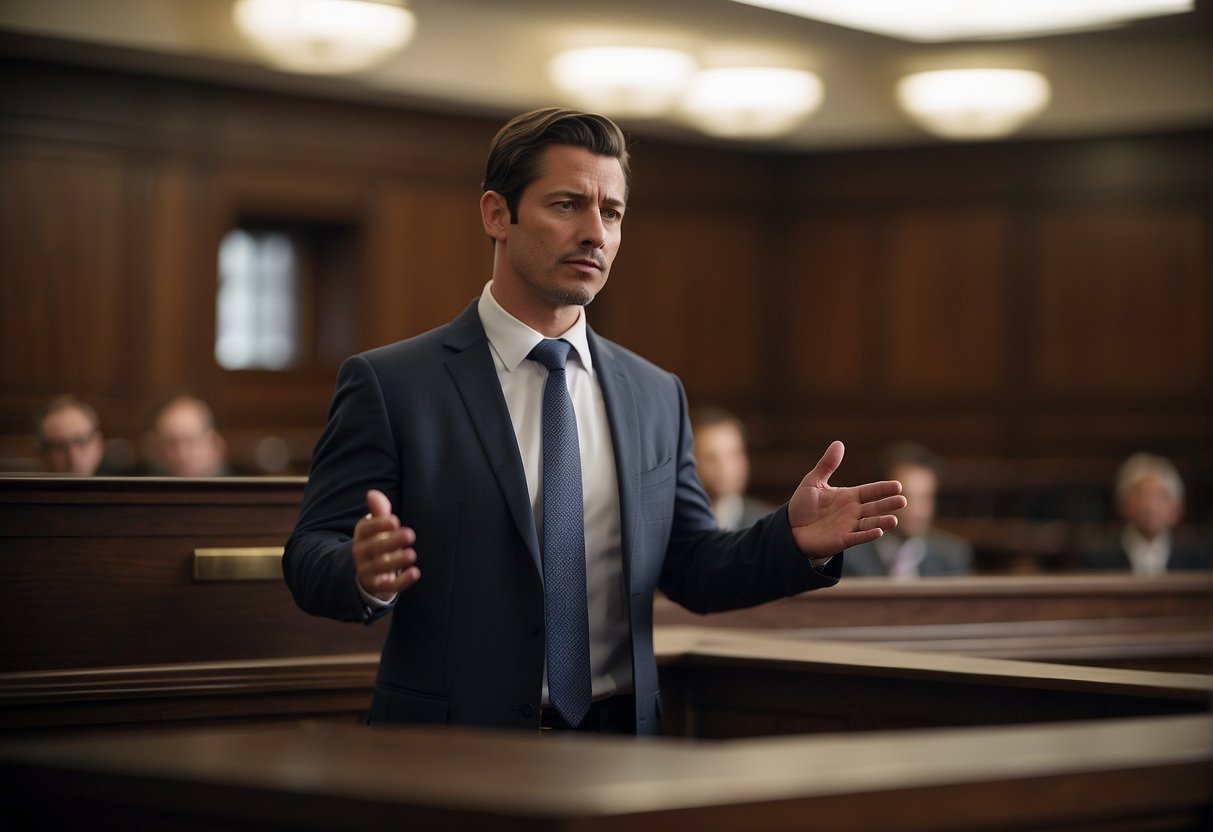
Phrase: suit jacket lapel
[{"left": 442, "top": 302, "right": 542, "bottom": 573}]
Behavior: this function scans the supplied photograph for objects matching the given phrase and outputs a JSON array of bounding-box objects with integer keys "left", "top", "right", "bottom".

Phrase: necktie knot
[{"left": 528, "top": 339, "right": 572, "bottom": 372}]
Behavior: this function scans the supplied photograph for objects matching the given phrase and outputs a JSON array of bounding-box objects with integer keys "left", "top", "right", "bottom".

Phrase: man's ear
[{"left": 480, "top": 190, "right": 510, "bottom": 242}]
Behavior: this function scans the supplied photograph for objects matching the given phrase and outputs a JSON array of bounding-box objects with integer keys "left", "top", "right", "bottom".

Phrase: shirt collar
[
  {"left": 875, "top": 533, "right": 926, "bottom": 566},
  {"left": 1122, "top": 525, "right": 1170, "bottom": 560},
  {"left": 477, "top": 281, "right": 593, "bottom": 374}
]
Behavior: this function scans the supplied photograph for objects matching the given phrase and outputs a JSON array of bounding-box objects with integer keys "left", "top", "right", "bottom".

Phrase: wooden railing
[
  {"left": 2, "top": 478, "right": 1209, "bottom": 735},
  {"left": 656, "top": 573, "right": 1213, "bottom": 673}
]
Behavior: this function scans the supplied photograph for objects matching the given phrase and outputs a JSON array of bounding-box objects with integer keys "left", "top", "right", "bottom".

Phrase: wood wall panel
[
  {"left": 142, "top": 161, "right": 198, "bottom": 415},
  {"left": 884, "top": 208, "right": 1012, "bottom": 396},
  {"left": 367, "top": 181, "right": 493, "bottom": 348},
  {"left": 1034, "top": 206, "right": 1208, "bottom": 396},
  {"left": 783, "top": 215, "right": 874, "bottom": 397},
  {"left": 0, "top": 151, "right": 130, "bottom": 401},
  {"left": 0, "top": 55, "right": 1208, "bottom": 518},
  {"left": 596, "top": 212, "right": 766, "bottom": 400}
]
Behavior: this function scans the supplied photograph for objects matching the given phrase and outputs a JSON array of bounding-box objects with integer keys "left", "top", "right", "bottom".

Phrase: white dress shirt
[
  {"left": 477, "top": 281, "right": 631, "bottom": 702},
  {"left": 1121, "top": 526, "right": 1171, "bottom": 577},
  {"left": 876, "top": 534, "right": 926, "bottom": 579}
]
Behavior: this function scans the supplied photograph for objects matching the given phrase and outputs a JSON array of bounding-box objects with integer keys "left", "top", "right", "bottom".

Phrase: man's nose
[{"left": 578, "top": 209, "right": 606, "bottom": 248}]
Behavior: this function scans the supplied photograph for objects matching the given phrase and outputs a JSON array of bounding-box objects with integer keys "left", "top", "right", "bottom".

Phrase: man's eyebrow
[{"left": 543, "top": 189, "right": 627, "bottom": 209}]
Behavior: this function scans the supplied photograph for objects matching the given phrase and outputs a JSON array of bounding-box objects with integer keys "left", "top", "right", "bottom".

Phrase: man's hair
[
  {"left": 34, "top": 394, "right": 100, "bottom": 448},
  {"left": 691, "top": 405, "right": 745, "bottom": 436},
  {"left": 481, "top": 107, "right": 630, "bottom": 224},
  {"left": 1115, "top": 453, "right": 1184, "bottom": 503},
  {"left": 879, "top": 441, "right": 942, "bottom": 478},
  {"left": 149, "top": 393, "right": 218, "bottom": 434}
]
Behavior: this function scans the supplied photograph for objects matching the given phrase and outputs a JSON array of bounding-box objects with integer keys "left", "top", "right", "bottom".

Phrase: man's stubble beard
[{"left": 547, "top": 285, "right": 597, "bottom": 307}]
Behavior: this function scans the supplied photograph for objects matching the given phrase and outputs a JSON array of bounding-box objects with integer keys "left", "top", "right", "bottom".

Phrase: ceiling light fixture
[
  {"left": 549, "top": 46, "right": 698, "bottom": 118},
  {"left": 896, "top": 68, "right": 1052, "bottom": 139},
  {"left": 233, "top": 0, "right": 416, "bottom": 75},
  {"left": 725, "top": 0, "right": 1193, "bottom": 41},
  {"left": 681, "top": 67, "right": 824, "bottom": 139}
]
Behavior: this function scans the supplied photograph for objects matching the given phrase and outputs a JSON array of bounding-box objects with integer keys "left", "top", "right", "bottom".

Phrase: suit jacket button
[
  {"left": 521, "top": 704, "right": 536, "bottom": 718},
  {"left": 531, "top": 622, "right": 541, "bottom": 636}
]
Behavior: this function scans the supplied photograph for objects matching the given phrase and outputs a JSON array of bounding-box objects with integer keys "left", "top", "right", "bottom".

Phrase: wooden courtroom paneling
[
  {"left": 3, "top": 52, "right": 1208, "bottom": 502},
  {"left": 0, "top": 477, "right": 385, "bottom": 669},
  {"left": 0, "top": 476, "right": 386, "bottom": 731},
  {"left": 655, "top": 574, "right": 1213, "bottom": 673},
  {"left": 655, "top": 628, "right": 1210, "bottom": 738},
  {"left": 595, "top": 211, "right": 770, "bottom": 402},
  {"left": 1035, "top": 205, "right": 1208, "bottom": 397},
  {"left": 658, "top": 574, "right": 1213, "bottom": 628},
  {"left": 765, "top": 130, "right": 1210, "bottom": 522},
  {"left": 2, "top": 477, "right": 1206, "bottom": 736},
  {"left": 783, "top": 215, "right": 874, "bottom": 396},
  {"left": 0, "top": 151, "right": 133, "bottom": 403},
  {"left": 884, "top": 207, "right": 1013, "bottom": 397},
  {"left": 1, "top": 710, "right": 1208, "bottom": 831}
]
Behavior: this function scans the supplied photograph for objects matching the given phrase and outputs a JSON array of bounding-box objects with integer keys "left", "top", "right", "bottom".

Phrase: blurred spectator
[
  {"left": 145, "top": 394, "right": 232, "bottom": 477},
  {"left": 843, "top": 441, "right": 973, "bottom": 578},
  {"left": 34, "top": 394, "right": 114, "bottom": 475},
  {"left": 691, "top": 406, "right": 773, "bottom": 530},
  {"left": 1082, "top": 453, "right": 1210, "bottom": 575}
]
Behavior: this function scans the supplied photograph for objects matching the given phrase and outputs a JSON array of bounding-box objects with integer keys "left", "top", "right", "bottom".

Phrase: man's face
[
  {"left": 889, "top": 463, "right": 936, "bottom": 539},
  {"left": 154, "top": 402, "right": 226, "bottom": 477},
  {"left": 694, "top": 422, "right": 750, "bottom": 501},
  {"left": 40, "top": 406, "right": 104, "bottom": 475},
  {"left": 1120, "top": 472, "right": 1182, "bottom": 540},
  {"left": 499, "top": 144, "right": 625, "bottom": 313}
]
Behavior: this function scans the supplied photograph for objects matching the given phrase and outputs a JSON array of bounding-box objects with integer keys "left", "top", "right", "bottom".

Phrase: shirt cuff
[{"left": 356, "top": 577, "right": 397, "bottom": 609}]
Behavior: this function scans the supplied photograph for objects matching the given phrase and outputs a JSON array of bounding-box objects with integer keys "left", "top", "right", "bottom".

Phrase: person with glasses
[{"left": 34, "top": 394, "right": 111, "bottom": 475}]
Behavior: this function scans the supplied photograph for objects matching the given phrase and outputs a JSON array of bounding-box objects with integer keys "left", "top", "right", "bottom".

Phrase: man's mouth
[{"left": 562, "top": 255, "right": 605, "bottom": 272}]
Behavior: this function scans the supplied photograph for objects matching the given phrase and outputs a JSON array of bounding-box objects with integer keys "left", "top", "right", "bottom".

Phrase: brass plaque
[{"left": 193, "top": 547, "right": 284, "bottom": 582}]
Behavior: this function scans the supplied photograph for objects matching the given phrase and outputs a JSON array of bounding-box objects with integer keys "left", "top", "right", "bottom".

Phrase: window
[
  {"left": 215, "top": 219, "right": 358, "bottom": 372},
  {"left": 216, "top": 229, "right": 300, "bottom": 370}
]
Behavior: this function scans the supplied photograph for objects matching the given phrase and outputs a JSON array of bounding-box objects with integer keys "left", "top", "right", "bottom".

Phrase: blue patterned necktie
[{"left": 527, "top": 338, "right": 591, "bottom": 727}]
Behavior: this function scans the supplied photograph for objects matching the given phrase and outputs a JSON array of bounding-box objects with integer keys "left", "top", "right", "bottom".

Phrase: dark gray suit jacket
[
  {"left": 284, "top": 301, "right": 839, "bottom": 734},
  {"left": 841, "top": 530, "right": 973, "bottom": 578},
  {"left": 1081, "top": 539, "right": 1210, "bottom": 572}
]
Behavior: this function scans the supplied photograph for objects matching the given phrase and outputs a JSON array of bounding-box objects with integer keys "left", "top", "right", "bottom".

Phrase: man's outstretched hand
[{"left": 788, "top": 441, "right": 907, "bottom": 558}]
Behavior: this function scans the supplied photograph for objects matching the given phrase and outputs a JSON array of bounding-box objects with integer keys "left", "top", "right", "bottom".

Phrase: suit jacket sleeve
[
  {"left": 284, "top": 353, "right": 400, "bottom": 624},
  {"left": 641, "top": 373, "right": 840, "bottom": 614}
]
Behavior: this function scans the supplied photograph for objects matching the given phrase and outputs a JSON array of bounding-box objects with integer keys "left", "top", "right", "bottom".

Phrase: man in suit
[
  {"left": 1082, "top": 453, "right": 1210, "bottom": 575},
  {"left": 692, "top": 406, "right": 774, "bottom": 530},
  {"left": 843, "top": 441, "right": 972, "bottom": 579},
  {"left": 284, "top": 107, "right": 906, "bottom": 735}
]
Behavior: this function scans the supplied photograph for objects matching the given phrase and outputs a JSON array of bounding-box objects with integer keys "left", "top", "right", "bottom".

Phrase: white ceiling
[{"left": 2, "top": 0, "right": 1210, "bottom": 150}]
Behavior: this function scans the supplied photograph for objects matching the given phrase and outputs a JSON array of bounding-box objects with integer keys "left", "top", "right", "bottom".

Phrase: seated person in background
[
  {"left": 843, "top": 441, "right": 973, "bottom": 578},
  {"left": 1082, "top": 453, "right": 1210, "bottom": 575},
  {"left": 144, "top": 393, "right": 232, "bottom": 477},
  {"left": 34, "top": 394, "right": 112, "bottom": 475},
  {"left": 691, "top": 406, "right": 774, "bottom": 530}
]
